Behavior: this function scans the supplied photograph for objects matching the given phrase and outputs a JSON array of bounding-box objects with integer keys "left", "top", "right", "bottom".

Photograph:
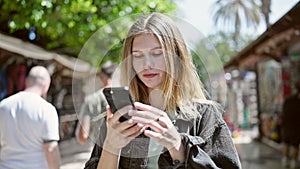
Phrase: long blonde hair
[{"left": 120, "top": 12, "right": 207, "bottom": 118}]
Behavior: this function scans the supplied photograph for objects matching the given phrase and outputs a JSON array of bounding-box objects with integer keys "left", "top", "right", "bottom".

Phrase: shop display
[{"left": 258, "top": 59, "right": 283, "bottom": 142}]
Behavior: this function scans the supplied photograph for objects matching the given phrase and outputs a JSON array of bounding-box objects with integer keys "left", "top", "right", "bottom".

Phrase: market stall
[
  {"left": 224, "top": 2, "right": 300, "bottom": 143},
  {"left": 0, "top": 32, "right": 97, "bottom": 141}
]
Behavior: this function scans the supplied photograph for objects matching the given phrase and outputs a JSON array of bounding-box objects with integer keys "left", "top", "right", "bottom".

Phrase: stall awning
[
  {"left": 224, "top": 1, "right": 300, "bottom": 70},
  {"left": 0, "top": 32, "right": 97, "bottom": 77}
]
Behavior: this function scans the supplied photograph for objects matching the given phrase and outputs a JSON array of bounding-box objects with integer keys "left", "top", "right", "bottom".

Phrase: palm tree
[
  {"left": 212, "top": 0, "right": 261, "bottom": 44},
  {"left": 261, "top": 0, "right": 271, "bottom": 28}
]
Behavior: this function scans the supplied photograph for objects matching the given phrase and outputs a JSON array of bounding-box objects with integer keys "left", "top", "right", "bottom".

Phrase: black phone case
[{"left": 102, "top": 87, "right": 135, "bottom": 122}]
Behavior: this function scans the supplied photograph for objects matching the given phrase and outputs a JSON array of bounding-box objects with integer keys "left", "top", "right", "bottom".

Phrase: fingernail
[
  {"left": 128, "top": 110, "right": 133, "bottom": 115},
  {"left": 137, "top": 123, "right": 144, "bottom": 127},
  {"left": 128, "top": 119, "right": 133, "bottom": 123},
  {"left": 134, "top": 102, "right": 141, "bottom": 106}
]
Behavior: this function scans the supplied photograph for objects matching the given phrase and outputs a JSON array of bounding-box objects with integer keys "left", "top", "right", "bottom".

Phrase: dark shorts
[{"left": 281, "top": 130, "right": 300, "bottom": 146}]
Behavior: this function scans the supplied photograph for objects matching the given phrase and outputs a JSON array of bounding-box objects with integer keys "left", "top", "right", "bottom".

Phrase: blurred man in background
[
  {"left": 76, "top": 61, "right": 118, "bottom": 144},
  {"left": 281, "top": 81, "right": 300, "bottom": 169},
  {"left": 0, "top": 66, "right": 60, "bottom": 169}
]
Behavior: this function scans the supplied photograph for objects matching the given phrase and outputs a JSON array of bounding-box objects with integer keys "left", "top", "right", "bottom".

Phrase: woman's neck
[{"left": 148, "top": 88, "right": 165, "bottom": 110}]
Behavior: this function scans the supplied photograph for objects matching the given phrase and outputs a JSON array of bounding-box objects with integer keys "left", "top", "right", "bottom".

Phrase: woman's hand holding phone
[
  {"left": 103, "top": 105, "right": 145, "bottom": 154},
  {"left": 128, "top": 102, "right": 182, "bottom": 150},
  {"left": 128, "top": 102, "right": 185, "bottom": 162},
  {"left": 102, "top": 87, "right": 136, "bottom": 122}
]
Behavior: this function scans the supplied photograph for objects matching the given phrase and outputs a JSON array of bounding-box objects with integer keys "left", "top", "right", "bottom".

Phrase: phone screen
[{"left": 102, "top": 87, "right": 135, "bottom": 122}]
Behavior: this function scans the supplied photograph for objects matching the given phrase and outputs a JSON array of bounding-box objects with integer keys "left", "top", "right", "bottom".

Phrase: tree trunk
[{"left": 261, "top": 0, "right": 271, "bottom": 28}]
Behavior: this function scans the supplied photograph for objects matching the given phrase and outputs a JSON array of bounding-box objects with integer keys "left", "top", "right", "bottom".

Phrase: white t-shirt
[{"left": 0, "top": 91, "right": 59, "bottom": 169}]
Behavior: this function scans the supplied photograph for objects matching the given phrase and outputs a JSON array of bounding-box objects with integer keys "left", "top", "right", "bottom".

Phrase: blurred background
[{"left": 0, "top": 0, "right": 300, "bottom": 168}]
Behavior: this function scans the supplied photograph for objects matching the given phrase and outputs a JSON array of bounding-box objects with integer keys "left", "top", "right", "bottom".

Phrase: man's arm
[
  {"left": 43, "top": 141, "right": 61, "bottom": 169},
  {"left": 76, "top": 115, "right": 91, "bottom": 143}
]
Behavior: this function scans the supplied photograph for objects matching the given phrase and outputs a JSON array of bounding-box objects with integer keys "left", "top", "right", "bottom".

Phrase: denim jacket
[{"left": 84, "top": 102, "right": 242, "bottom": 169}]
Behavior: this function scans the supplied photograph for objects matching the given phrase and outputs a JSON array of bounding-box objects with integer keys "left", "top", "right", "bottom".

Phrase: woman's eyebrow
[
  {"left": 132, "top": 50, "right": 142, "bottom": 53},
  {"left": 132, "top": 46, "right": 162, "bottom": 52},
  {"left": 151, "top": 47, "right": 162, "bottom": 50}
]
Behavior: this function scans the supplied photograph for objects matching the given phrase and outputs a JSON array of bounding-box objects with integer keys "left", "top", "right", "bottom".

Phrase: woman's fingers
[
  {"left": 106, "top": 105, "right": 144, "bottom": 137},
  {"left": 106, "top": 105, "right": 113, "bottom": 118},
  {"left": 122, "top": 123, "right": 144, "bottom": 137},
  {"left": 129, "top": 103, "right": 166, "bottom": 122},
  {"left": 144, "top": 126, "right": 181, "bottom": 150},
  {"left": 129, "top": 110, "right": 157, "bottom": 123},
  {"left": 126, "top": 102, "right": 181, "bottom": 150},
  {"left": 134, "top": 102, "right": 165, "bottom": 117},
  {"left": 115, "top": 119, "right": 137, "bottom": 132},
  {"left": 144, "top": 129, "right": 161, "bottom": 138},
  {"left": 144, "top": 129, "right": 170, "bottom": 145},
  {"left": 107, "top": 105, "right": 133, "bottom": 124},
  {"left": 129, "top": 109, "right": 170, "bottom": 129},
  {"left": 115, "top": 105, "right": 133, "bottom": 121}
]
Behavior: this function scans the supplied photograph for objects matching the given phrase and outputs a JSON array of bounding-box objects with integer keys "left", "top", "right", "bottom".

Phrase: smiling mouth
[{"left": 143, "top": 73, "right": 158, "bottom": 78}]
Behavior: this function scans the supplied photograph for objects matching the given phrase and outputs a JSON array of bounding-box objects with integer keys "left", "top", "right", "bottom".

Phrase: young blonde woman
[{"left": 84, "top": 12, "right": 241, "bottom": 169}]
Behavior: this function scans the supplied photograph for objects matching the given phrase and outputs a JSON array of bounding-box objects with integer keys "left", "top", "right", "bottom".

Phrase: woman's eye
[
  {"left": 152, "top": 50, "right": 163, "bottom": 57},
  {"left": 132, "top": 53, "right": 143, "bottom": 58}
]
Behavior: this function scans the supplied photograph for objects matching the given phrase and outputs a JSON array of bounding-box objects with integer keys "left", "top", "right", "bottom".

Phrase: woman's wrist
[
  {"left": 98, "top": 142, "right": 121, "bottom": 169},
  {"left": 168, "top": 141, "right": 185, "bottom": 163},
  {"left": 103, "top": 141, "right": 122, "bottom": 155}
]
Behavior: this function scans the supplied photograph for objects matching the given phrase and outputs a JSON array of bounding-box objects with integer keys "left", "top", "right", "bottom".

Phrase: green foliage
[
  {"left": 0, "top": 0, "right": 176, "bottom": 66},
  {"left": 198, "top": 31, "right": 254, "bottom": 64},
  {"left": 193, "top": 31, "right": 254, "bottom": 82}
]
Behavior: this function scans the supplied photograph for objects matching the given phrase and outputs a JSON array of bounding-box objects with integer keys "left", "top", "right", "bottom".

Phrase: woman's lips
[{"left": 143, "top": 73, "right": 157, "bottom": 78}]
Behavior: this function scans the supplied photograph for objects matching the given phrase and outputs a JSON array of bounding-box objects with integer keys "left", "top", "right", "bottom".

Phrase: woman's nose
[{"left": 143, "top": 55, "right": 154, "bottom": 69}]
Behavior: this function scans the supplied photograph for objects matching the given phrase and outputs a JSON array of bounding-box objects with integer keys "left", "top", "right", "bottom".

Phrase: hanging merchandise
[
  {"left": 6, "top": 64, "right": 27, "bottom": 96},
  {"left": 258, "top": 59, "right": 283, "bottom": 142},
  {"left": 0, "top": 68, "right": 7, "bottom": 100},
  {"left": 258, "top": 60, "right": 283, "bottom": 114}
]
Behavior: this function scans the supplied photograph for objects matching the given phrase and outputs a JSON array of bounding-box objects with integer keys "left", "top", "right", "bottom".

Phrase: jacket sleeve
[
  {"left": 158, "top": 134, "right": 220, "bottom": 169},
  {"left": 84, "top": 144, "right": 102, "bottom": 169},
  {"left": 84, "top": 117, "right": 107, "bottom": 169},
  {"left": 158, "top": 103, "right": 242, "bottom": 169}
]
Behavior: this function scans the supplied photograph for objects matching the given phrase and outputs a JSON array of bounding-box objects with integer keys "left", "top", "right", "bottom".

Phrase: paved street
[
  {"left": 59, "top": 138, "right": 93, "bottom": 169},
  {"left": 237, "top": 140, "right": 285, "bottom": 169},
  {"left": 59, "top": 130, "right": 298, "bottom": 169}
]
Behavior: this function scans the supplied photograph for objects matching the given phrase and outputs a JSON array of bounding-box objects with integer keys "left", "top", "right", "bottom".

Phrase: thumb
[{"left": 106, "top": 105, "right": 113, "bottom": 118}]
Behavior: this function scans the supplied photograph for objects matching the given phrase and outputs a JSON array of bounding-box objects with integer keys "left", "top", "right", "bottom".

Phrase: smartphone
[{"left": 102, "top": 86, "right": 135, "bottom": 122}]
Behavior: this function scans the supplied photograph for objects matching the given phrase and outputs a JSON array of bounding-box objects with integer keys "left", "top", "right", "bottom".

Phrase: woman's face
[{"left": 132, "top": 34, "right": 166, "bottom": 90}]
